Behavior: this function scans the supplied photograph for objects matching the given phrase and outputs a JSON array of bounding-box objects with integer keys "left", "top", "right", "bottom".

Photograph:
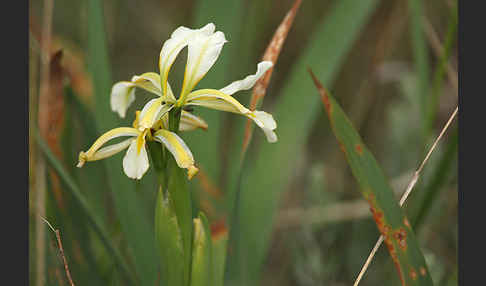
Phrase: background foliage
[{"left": 29, "top": 0, "right": 457, "bottom": 285}]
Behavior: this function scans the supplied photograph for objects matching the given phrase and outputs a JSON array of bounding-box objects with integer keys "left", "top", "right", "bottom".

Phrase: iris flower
[
  {"left": 110, "top": 23, "right": 278, "bottom": 142},
  {"left": 78, "top": 23, "right": 278, "bottom": 181},
  {"left": 77, "top": 110, "right": 202, "bottom": 180}
]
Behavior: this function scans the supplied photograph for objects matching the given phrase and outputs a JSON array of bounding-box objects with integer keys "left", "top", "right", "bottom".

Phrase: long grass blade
[
  {"left": 35, "top": 1, "right": 54, "bottom": 284},
  {"left": 35, "top": 132, "right": 136, "bottom": 285},
  {"left": 408, "top": 0, "right": 431, "bottom": 141},
  {"left": 310, "top": 70, "right": 434, "bottom": 286},
  {"left": 353, "top": 107, "right": 457, "bottom": 285},
  {"left": 86, "top": 0, "right": 158, "bottom": 284},
  {"left": 227, "top": 1, "right": 379, "bottom": 284},
  {"left": 187, "top": 0, "right": 246, "bottom": 188}
]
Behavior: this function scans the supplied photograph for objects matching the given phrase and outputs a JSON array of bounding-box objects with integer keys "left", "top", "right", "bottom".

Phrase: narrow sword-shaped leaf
[
  {"left": 310, "top": 70, "right": 433, "bottom": 286},
  {"left": 190, "top": 213, "right": 213, "bottom": 286},
  {"left": 35, "top": 132, "right": 136, "bottom": 285},
  {"left": 155, "top": 187, "right": 185, "bottom": 286},
  {"left": 87, "top": 0, "right": 158, "bottom": 284},
  {"left": 227, "top": 1, "right": 379, "bottom": 285},
  {"left": 187, "top": 0, "right": 246, "bottom": 188},
  {"left": 408, "top": 0, "right": 431, "bottom": 142}
]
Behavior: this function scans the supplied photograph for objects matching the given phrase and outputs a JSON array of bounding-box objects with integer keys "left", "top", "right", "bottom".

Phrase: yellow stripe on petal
[
  {"left": 131, "top": 72, "right": 162, "bottom": 96},
  {"left": 159, "top": 23, "right": 215, "bottom": 99},
  {"left": 136, "top": 131, "right": 147, "bottom": 154},
  {"left": 123, "top": 139, "right": 150, "bottom": 180},
  {"left": 185, "top": 89, "right": 278, "bottom": 143},
  {"left": 179, "top": 31, "right": 227, "bottom": 103},
  {"left": 153, "top": 129, "right": 198, "bottom": 179},
  {"left": 77, "top": 127, "right": 140, "bottom": 167},
  {"left": 90, "top": 138, "right": 134, "bottom": 161},
  {"left": 185, "top": 89, "right": 250, "bottom": 115},
  {"left": 138, "top": 98, "right": 173, "bottom": 130}
]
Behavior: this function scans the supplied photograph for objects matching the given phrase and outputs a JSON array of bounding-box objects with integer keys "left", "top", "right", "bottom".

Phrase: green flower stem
[
  {"left": 169, "top": 107, "right": 182, "bottom": 134},
  {"left": 152, "top": 106, "right": 194, "bottom": 285},
  {"left": 147, "top": 141, "right": 168, "bottom": 189}
]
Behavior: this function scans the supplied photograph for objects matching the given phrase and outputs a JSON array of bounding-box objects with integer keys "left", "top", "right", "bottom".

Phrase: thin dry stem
[
  {"left": 41, "top": 216, "right": 76, "bottom": 286},
  {"left": 353, "top": 106, "right": 458, "bottom": 286},
  {"left": 241, "top": 0, "right": 302, "bottom": 157},
  {"left": 35, "top": 1, "right": 54, "bottom": 285}
]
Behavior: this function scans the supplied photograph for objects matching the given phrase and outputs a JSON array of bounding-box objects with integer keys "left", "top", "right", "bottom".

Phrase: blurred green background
[{"left": 29, "top": 0, "right": 457, "bottom": 285}]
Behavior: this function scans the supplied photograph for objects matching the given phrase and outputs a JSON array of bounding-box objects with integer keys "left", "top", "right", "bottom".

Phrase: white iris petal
[
  {"left": 159, "top": 23, "right": 215, "bottom": 97},
  {"left": 110, "top": 82, "right": 135, "bottom": 118},
  {"left": 181, "top": 31, "right": 227, "bottom": 96},
  {"left": 220, "top": 61, "right": 273, "bottom": 95},
  {"left": 123, "top": 138, "right": 150, "bottom": 180}
]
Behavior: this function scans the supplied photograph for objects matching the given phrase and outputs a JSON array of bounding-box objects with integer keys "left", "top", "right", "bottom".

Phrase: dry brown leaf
[{"left": 241, "top": 0, "right": 302, "bottom": 155}]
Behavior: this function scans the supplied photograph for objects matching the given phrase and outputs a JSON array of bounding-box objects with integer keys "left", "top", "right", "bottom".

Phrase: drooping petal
[
  {"left": 180, "top": 31, "right": 227, "bottom": 98},
  {"left": 250, "top": 111, "right": 278, "bottom": 143},
  {"left": 89, "top": 139, "right": 135, "bottom": 161},
  {"left": 185, "top": 89, "right": 249, "bottom": 114},
  {"left": 110, "top": 82, "right": 136, "bottom": 118},
  {"left": 185, "top": 89, "right": 277, "bottom": 142},
  {"left": 179, "top": 111, "right": 208, "bottom": 131},
  {"left": 131, "top": 72, "right": 177, "bottom": 103},
  {"left": 138, "top": 98, "right": 173, "bottom": 131},
  {"left": 220, "top": 61, "right": 273, "bottom": 95},
  {"left": 77, "top": 127, "right": 140, "bottom": 167},
  {"left": 123, "top": 135, "right": 150, "bottom": 180},
  {"left": 159, "top": 23, "right": 215, "bottom": 97},
  {"left": 110, "top": 74, "right": 176, "bottom": 118},
  {"left": 153, "top": 129, "right": 199, "bottom": 179},
  {"left": 131, "top": 72, "right": 162, "bottom": 96}
]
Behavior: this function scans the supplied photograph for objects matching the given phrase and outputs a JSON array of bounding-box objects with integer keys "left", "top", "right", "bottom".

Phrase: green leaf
[
  {"left": 426, "top": 3, "right": 457, "bottom": 145},
  {"left": 86, "top": 0, "right": 158, "bottom": 284},
  {"left": 226, "top": 1, "right": 379, "bottom": 284},
  {"left": 155, "top": 187, "right": 185, "bottom": 286},
  {"left": 210, "top": 222, "right": 228, "bottom": 286},
  {"left": 408, "top": 0, "right": 431, "bottom": 141},
  {"left": 186, "top": 0, "right": 246, "bottom": 188},
  {"left": 167, "top": 158, "right": 193, "bottom": 286},
  {"left": 310, "top": 71, "right": 433, "bottom": 286},
  {"left": 35, "top": 132, "right": 136, "bottom": 285},
  {"left": 190, "top": 213, "right": 213, "bottom": 286},
  {"left": 64, "top": 85, "right": 110, "bottom": 226}
]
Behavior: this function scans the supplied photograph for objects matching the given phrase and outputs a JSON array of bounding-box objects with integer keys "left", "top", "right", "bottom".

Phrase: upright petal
[
  {"left": 159, "top": 23, "right": 215, "bottom": 97},
  {"left": 123, "top": 135, "right": 150, "bottom": 179},
  {"left": 78, "top": 127, "right": 140, "bottom": 167},
  {"left": 220, "top": 61, "right": 273, "bottom": 95},
  {"left": 138, "top": 98, "right": 173, "bottom": 130},
  {"left": 153, "top": 129, "right": 198, "bottom": 179},
  {"left": 110, "top": 82, "right": 136, "bottom": 118},
  {"left": 180, "top": 31, "right": 227, "bottom": 99}
]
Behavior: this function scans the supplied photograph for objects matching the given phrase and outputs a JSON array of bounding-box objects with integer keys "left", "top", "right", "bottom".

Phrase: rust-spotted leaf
[{"left": 309, "top": 69, "right": 433, "bottom": 286}]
